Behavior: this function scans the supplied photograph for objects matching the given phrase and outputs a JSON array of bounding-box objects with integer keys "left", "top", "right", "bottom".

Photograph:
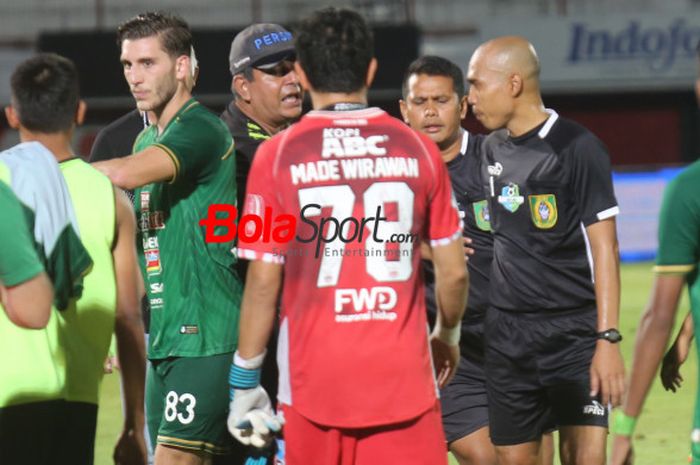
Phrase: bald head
[
  {"left": 472, "top": 36, "right": 540, "bottom": 82},
  {"left": 466, "top": 36, "right": 547, "bottom": 133}
]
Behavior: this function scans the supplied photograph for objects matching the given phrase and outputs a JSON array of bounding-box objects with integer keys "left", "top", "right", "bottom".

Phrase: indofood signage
[
  {"left": 426, "top": 14, "right": 700, "bottom": 92},
  {"left": 568, "top": 19, "right": 700, "bottom": 73}
]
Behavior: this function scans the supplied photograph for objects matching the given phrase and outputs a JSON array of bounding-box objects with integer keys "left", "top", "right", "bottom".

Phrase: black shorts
[
  {"left": 484, "top": 306, "right": 608, "bottom": 446},
  {"left": 0, "top": 399, "right": 97, "bottom": 465},
  {"left": 440, "top": 319, "right": 489, "bottom": 444}
]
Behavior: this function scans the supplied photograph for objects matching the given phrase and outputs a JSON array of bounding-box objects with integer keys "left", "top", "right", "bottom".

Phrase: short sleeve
[
  {"left": 425, "top": 137, "right": 462, "bottom": 246},
  {"left": 654, "top": 170, "right": 700, "bottom": 274},
  {"left": 0, "top": 182, "right": 44, "bottom": 287},
  {"left": 235, "top": 138, "right": 286, "bottom": 264},
  {"left": 156, "top": 116, "right": 234, "bottom": 184},
  {"left": 569, "top": 134, "right": 619, "bottom": 226}
]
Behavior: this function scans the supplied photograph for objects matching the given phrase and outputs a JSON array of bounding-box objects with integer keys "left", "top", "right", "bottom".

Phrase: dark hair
[
  {"left": 117, "top": 11, "right": 191, "bottom": 58},
  {"left": 11, "top": 53, "right": 80, "bottom": 133},
  {"left": 294, "top": 7, "right": 374, "bottom": 93},
  {"left": 402, "top": 55, "right": 465, "bottom": 99}
]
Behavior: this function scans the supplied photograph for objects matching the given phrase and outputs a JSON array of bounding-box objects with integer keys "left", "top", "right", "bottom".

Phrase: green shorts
[{"left": 147, "top": 352, "right": 234, "bottom": 455}]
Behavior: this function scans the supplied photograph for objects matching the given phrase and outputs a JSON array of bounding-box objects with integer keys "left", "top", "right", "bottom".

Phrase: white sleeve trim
[
  {"left": 429, "top": 228, "right": 462, "bottom": 248},
  {"left": 597, "top": 206, "right": 620, "bottom": 221},
  {"left": 233, "top": 247, "right": 286, "bottom": 264}
]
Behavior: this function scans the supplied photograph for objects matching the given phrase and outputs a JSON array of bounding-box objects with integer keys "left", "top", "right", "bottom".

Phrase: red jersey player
[{"left": 227, "top": 8, "right": 469, "bottom": 465}]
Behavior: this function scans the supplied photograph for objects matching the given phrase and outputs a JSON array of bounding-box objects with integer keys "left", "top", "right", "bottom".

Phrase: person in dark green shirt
[
  {"left": 0, "top": 177, "right": 53, "bottom": 329},
  {"left": 94, "top": 12, "right": 242, "bottom": 463},
  {"left": 611, "top": 43, "right": 700, "bottom": 465}
]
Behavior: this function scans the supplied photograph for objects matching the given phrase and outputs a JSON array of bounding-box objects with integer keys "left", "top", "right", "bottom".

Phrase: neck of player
[
  {"left": 154, "top": 87, "right": 192, "bottom": 134},
  {"left": 19, "top": 129, "right": 76, "bottom": 162},
  {"left": 308, "top": 89, "right": 368, "bottom": 111}
]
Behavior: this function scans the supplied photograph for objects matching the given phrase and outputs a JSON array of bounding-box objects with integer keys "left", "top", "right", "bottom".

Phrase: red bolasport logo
[{"left": 198, "top": 202, "right": 417, "bottom": 258}]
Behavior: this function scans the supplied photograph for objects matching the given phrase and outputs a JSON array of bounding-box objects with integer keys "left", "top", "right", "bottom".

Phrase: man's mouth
[
  {"left": 422, "top": 124, "right": 443, "bottom": 134},
  {"left": 281, "top": 91, "right": 301, "bottom": 106}
]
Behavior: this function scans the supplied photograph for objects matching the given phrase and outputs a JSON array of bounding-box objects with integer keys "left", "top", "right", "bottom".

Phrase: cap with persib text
[{"left": 229, "top": 23, "right": 295, "bottom": 75}]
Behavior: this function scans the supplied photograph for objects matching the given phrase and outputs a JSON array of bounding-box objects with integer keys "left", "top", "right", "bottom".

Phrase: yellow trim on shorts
[
  {"left": 152, "top": 143, "right": 180, "bottom": 184},
  {"left": 653, "top": 264, "right": 696, "bottom": 274},
  {"left": 157, "top": 435, "right": 229, "bottom": 455}
]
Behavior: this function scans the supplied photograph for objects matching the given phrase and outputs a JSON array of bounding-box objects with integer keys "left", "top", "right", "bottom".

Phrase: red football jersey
[{"left": 238, "top": 107, "right": 461, "bottom": 428}]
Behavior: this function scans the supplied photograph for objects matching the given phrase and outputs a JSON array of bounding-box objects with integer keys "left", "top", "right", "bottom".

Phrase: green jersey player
[
  {"left": 94, "top": 12, "right": 241, "bottom": 463},
  {"left": 611, "top": 42, "right": 700, "bottom": 465}
]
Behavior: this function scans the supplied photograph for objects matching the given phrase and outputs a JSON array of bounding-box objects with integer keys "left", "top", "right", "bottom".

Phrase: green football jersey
[
  {"left": 0, "top": 179, "right": 44, "bottom": 288},
  {"left": 653, "top": 160, "right": 700, "bottom": 461},
  {"left": 133, "top": 99, "right": 241, "bottom": 359}
]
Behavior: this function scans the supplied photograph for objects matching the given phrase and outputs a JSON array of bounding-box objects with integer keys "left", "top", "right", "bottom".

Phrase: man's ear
[
  {"left": 233, "top": 74, "right": 252, "bottom": 101},
  {"left": 510, "top": 73, "right": 524, "bottom": 98},
  {"left": 294, "top": 62, "right": 312, "bottom": 92},
  {"left": 458, "top": 94, "right": 468, "bottom": 120},
  {"left": 399, "top": 99, "right": 410, "bottom": 125},
  {"left": 175, "top": 55, "right": 190, "bottom": 82},
  {"left": 365, "top": 58, "right": 378, "bottom": 88},
  {"left": 5, "top": 105, "right": 20, "bottom": 129},
  {"left": 75, "top": 100, "right": 87, "bottom": 126}
]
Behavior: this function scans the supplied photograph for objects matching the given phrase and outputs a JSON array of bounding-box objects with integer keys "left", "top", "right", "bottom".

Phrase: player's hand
[
  {"left": 463, "top": 236, "right": 474, "bottom": 261},
  {"left": 589, "top": 340, "right": 625, "bottom": 407},
  {"left": 660, "top": 335, "right": 690, "bottom": 392},
  {"left": 227, "top": 386, "right": 283, "bottom": 448},
  {"left": 104, "top": 355, "right": 120, "bottom": 374},
  {"left": 610, "top": 433, "right": 635, "bottom": 465},
  {"left": 113, "top": 426, "right": 147, "bottom": 465},
  {"left": 429, "top": 335, "right": 459, "bottom": 389}
]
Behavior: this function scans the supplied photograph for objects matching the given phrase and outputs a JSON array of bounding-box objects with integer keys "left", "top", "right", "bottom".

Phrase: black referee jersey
[
  {"left": 481, "top": 110, "right": 618, "bottom": 313},
  {"left": 424, "top": 130, "right": 493, "bottom": 332}
]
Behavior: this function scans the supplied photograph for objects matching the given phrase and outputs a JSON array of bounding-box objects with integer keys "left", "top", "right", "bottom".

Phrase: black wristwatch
[{"left": 597, "top": 328, "right": 623, "bottom": 343}]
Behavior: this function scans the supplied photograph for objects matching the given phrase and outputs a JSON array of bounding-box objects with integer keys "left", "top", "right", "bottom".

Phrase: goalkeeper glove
[{"left": 227, "top": 350, "right": 283, "bottom": 448}]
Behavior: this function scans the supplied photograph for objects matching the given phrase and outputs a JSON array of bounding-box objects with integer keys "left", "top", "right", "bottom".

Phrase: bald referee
[{"left": 467, "top": 36, "right": 624, "bottom": 465}]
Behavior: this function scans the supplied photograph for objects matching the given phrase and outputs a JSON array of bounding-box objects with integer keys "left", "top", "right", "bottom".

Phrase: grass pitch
[{"left": 94, "top": 262, "right": 696, "bottom": 465}]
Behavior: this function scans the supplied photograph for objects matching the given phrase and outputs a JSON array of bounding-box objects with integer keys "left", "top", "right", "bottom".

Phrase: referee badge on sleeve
[{"left": 528, "top": 194, "right": 558, "bottom": 229}]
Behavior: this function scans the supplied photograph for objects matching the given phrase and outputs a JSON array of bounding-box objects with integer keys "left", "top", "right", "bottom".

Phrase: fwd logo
[{"left": 334, "top": 287, "right": 397, "bottom": 313}]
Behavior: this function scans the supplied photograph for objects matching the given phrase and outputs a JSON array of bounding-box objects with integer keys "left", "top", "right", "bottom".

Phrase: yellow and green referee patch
[
  {"left": 472, "top": 200, "right": 492, "bottom": 232},
  {"left": 529, "top": 194, "right": 558, "bottom": 229}
]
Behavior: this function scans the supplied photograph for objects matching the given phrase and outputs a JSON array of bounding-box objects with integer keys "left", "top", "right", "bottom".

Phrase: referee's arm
[{"left": 586, "top": 217, "right": 625, "bottom": 407}]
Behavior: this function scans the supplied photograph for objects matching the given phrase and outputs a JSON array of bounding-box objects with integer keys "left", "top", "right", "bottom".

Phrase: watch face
[{"left": 601, "top": 329, "right": 622, "bottom": 342}]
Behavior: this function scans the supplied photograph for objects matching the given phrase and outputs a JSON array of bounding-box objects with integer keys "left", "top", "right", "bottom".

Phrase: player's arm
[
  {"left": 1, "top": 272, "right": 53, "bottom": 329},
  {"left": 586, "top": 217, "right": 625, "bottom": 407},
  {"left": 238, "top": 260, "right": 282, "bottom": 359},
  {"left": 228, "top": 260, "right": 283, "bottom": 448},
  {"left": 0, "top": 184, "right": 54, "bottom": 329},
  {"left": 111, "top": 189, "right": 147, "bottom": 465},
  {"left": 660, "top": 311, "right": 694, "bottom": 392},
  {"left": 92, "top": 146, "right": 175, "bottom": 190},
  {"left": 610, "top": 273, "right": 685, "bottom": 465},
  {"left": 430, "top": 238, "right": 469, "bottom": 387}
]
